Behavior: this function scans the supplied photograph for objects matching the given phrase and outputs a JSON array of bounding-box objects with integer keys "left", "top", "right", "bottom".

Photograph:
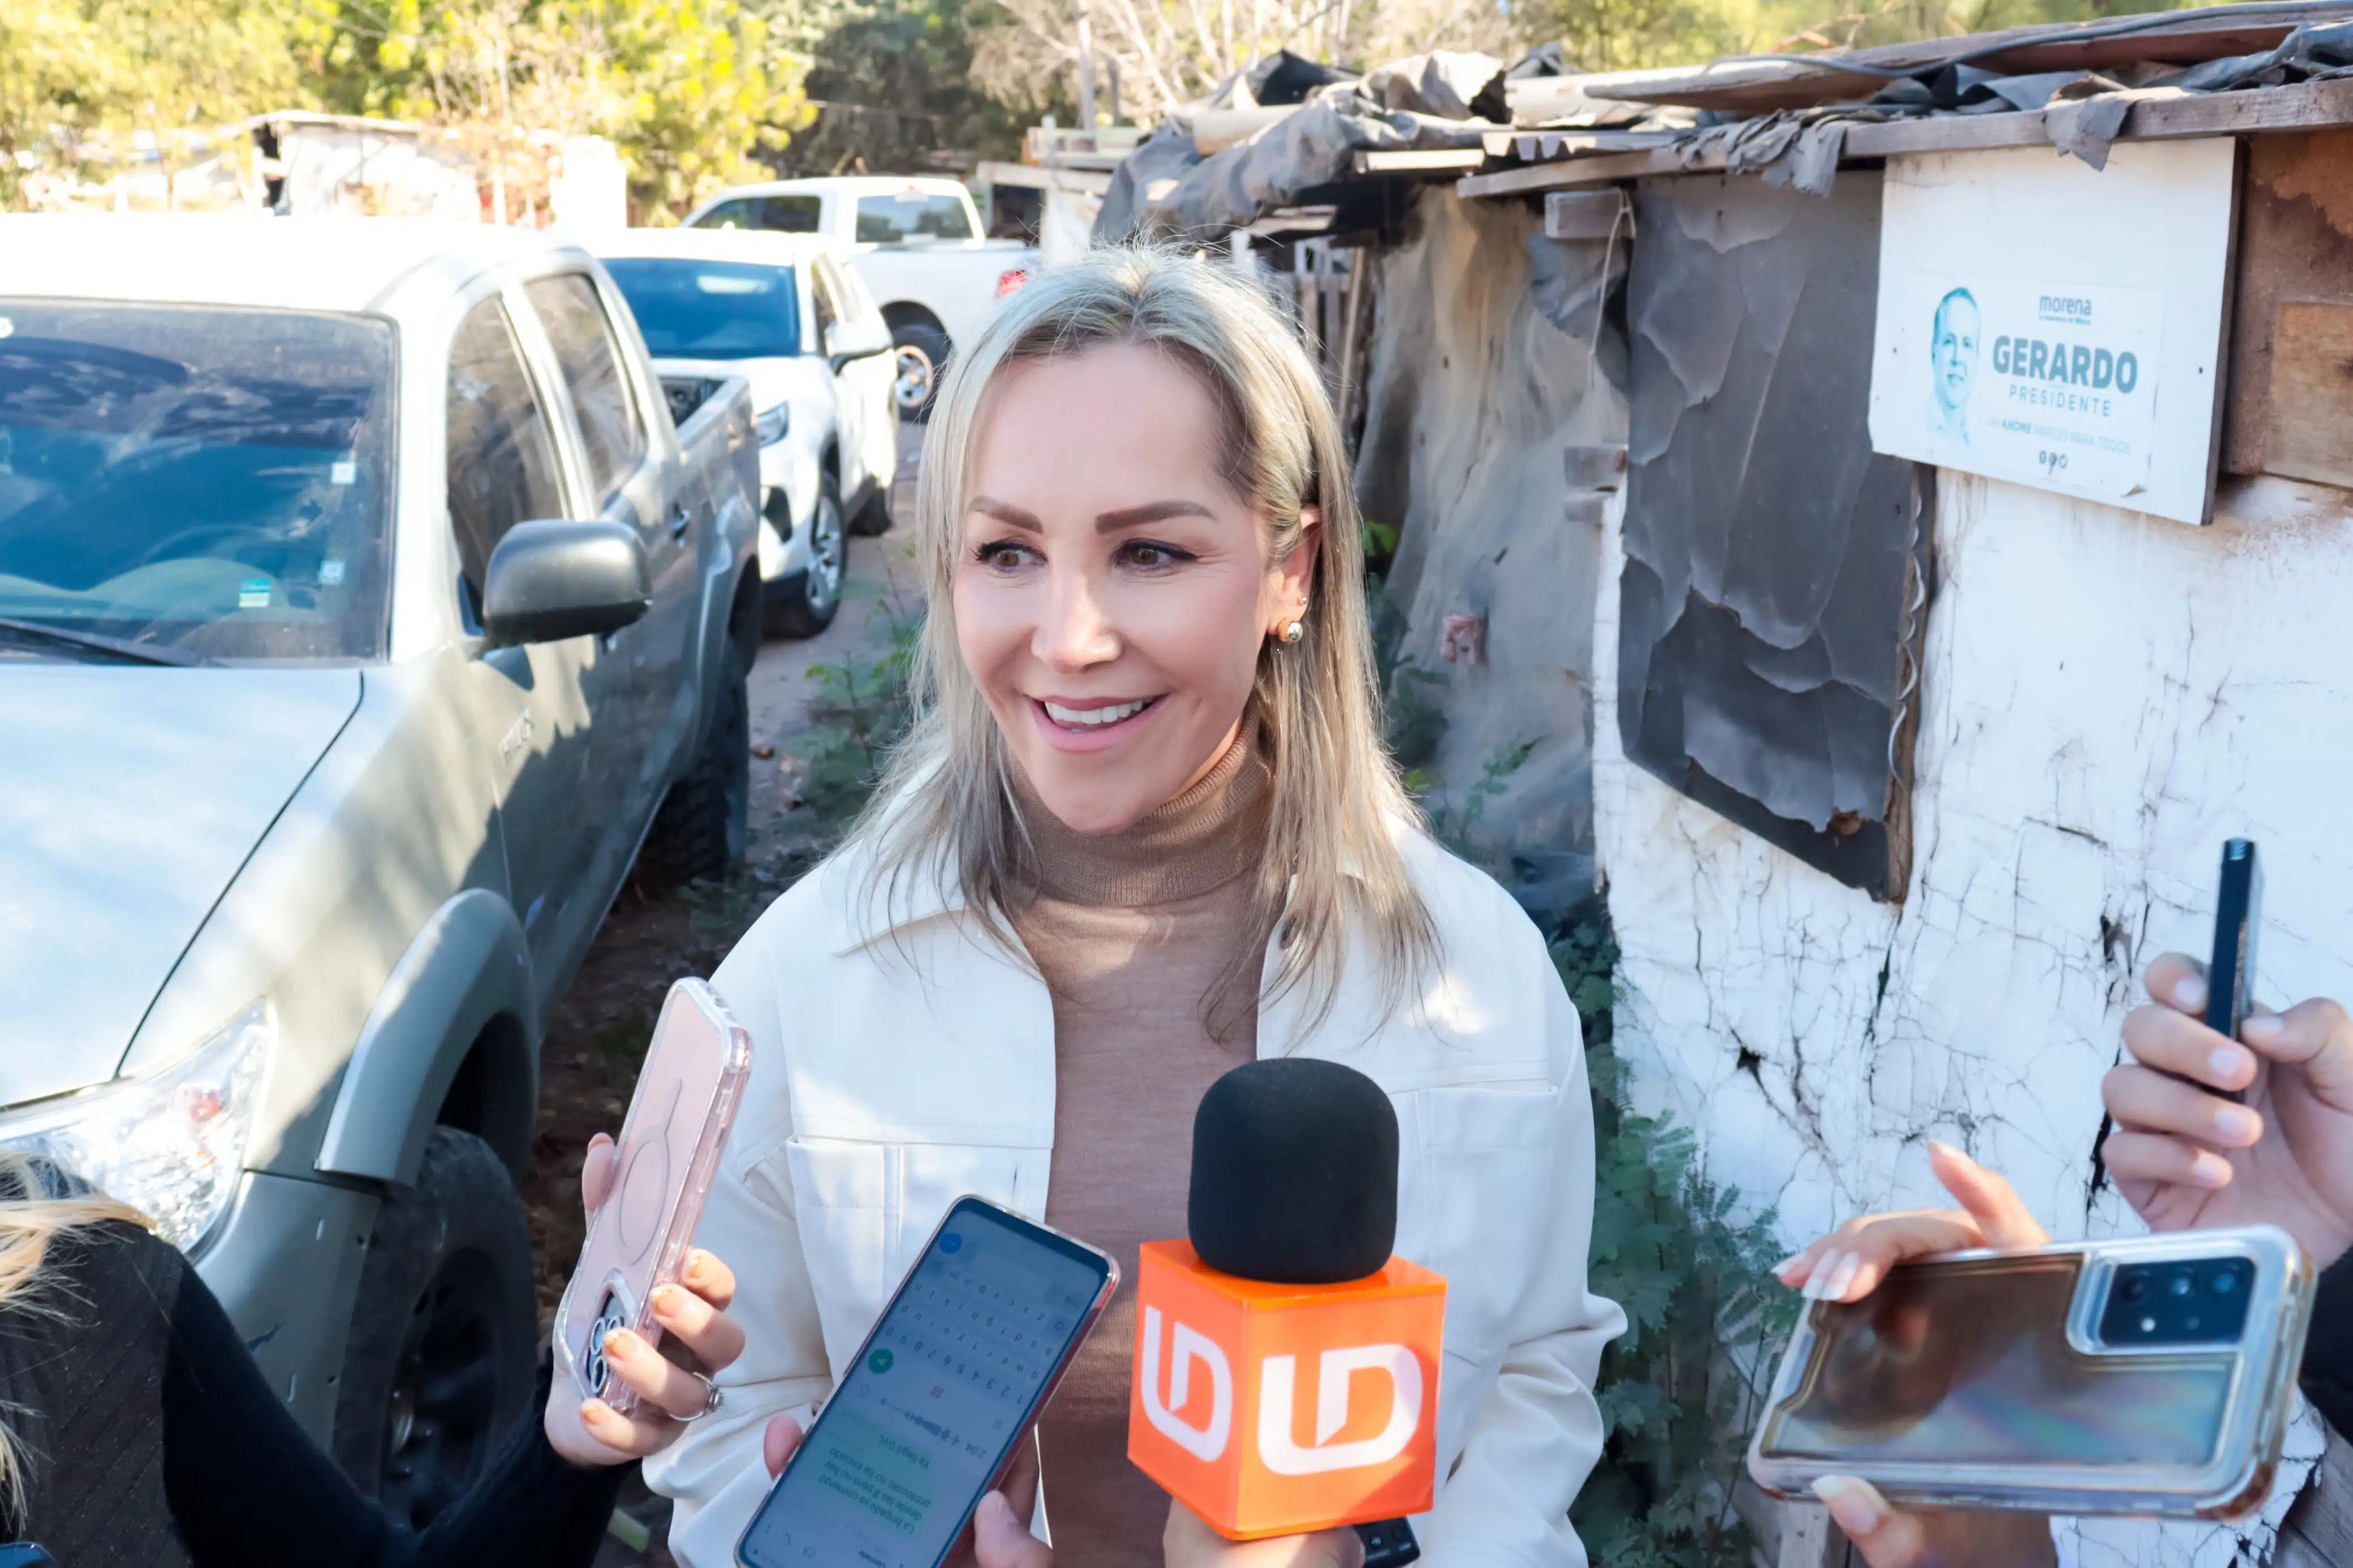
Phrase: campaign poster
[
  {"left": 1868, "top": 140, "right": 2236, "bottom": 526},
  {"left": 1879, "top": 275, "right": 2165, "bottom": 497}
]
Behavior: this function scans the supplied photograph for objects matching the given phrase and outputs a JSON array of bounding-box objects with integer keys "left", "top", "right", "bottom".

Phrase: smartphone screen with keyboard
[{"left": 737, "top": 1196, "right": 1116, "bottom": 1568}]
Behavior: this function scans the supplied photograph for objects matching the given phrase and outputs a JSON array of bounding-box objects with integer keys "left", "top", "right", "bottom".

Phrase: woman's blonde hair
[
  {"left": 852, "top": 245, "right": 1437, "bottom": 1029},
  {"left": 0, "top": 1152, "right": 150, "bottom": 1523}
]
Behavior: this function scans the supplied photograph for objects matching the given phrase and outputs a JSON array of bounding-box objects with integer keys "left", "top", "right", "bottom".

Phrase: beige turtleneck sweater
[{"left": 1012, "top": 727, "right": 1274, "bottom": 1563}]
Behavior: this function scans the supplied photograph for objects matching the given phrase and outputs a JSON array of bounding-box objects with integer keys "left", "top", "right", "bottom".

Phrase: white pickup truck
[{"left": 682, "top": 175, "right": 1036, "bottom": 419}]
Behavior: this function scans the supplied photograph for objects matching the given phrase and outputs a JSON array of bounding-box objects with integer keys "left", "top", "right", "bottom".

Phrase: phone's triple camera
[{"left": 2097, "top": 1257, "right": 2255, "bottom": 1346}]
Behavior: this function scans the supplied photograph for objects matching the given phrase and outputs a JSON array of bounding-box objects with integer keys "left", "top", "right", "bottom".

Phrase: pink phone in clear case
[{"left": 551, "top": 978, "right": 751, "bottom": 1435}]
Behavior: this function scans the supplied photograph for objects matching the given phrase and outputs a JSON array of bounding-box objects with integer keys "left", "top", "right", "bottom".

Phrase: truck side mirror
[
  {"left": 826, "top": 318, "right": 891, "bottom": 372},
  {"left": 480, "top": 519, "right": 650, "bottom": 647}
]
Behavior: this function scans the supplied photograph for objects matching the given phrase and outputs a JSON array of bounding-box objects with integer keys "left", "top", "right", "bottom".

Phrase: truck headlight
[
  {"left": 755, "top": 403, "right": 790, "bottom": 446},
  {"left": 0, "top": 1000, "right": 271, "bottom": 1253}
]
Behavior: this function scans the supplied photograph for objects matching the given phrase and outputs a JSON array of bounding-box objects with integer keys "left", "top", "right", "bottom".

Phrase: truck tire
[
  {"left": 331, "top": 1128, "right": 536, "bottom": 1530},
  {"left": 890, "top": 322, "right": 950, "bottom": 422},
  {"left": 635, "top": 633, "right": 752, "bottom": 888},
  {"left": 765, "top": 473, "right": 844, "bottom": 640},
  {"left": 850, "top": 470, "right": 894, "bottom": 537}
]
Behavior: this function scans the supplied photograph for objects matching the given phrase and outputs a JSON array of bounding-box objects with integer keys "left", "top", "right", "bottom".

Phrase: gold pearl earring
[{"left": 1280, "top": 619, "right": 1305, "bottom": 645}]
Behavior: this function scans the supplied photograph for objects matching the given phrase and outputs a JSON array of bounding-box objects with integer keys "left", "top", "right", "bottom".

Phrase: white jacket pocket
[
  {"left": 783, "top": 1135, "right": 1048, "bottom": 1375},
  {"left": 1402, "top": 1081, "right": 1563, "bottom": 1360}
]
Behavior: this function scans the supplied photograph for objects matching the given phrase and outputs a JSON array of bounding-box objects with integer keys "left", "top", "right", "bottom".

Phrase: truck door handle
[{"left": 669, "top": 502, "right": 692, "bottom": 541}]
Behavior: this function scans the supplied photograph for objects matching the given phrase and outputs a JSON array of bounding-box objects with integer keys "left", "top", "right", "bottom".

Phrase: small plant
[
  {"left": 1420, "top": 750, "right": 1791, "bottom": 1568},
  {"left": 795, "top": 610, "right": 920, "bottom": 836},
  {"left": 1367, "top": 573, "right": 1447, "bottom": 773},
  {"left": 1420, "top": 738, "right": 1535, "bottom": 873},
  {"left": 1557, "top": 909, "right": 1795, "bottom": 1568}
]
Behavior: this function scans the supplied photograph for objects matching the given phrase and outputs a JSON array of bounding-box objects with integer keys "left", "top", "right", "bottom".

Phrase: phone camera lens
[
  {"left": 2214, "top": 1270, "right": 2240, "bottom": 1295},
  {"left": 2185, "top": 1314, "right": 2203, "bottom": 1333},
  {"left": 2170, "top": 1272, "right": 2196, "bottom": 1298},
  {"left": 2121, "top": 1275, "right": 2148, "bottom": 1302}
]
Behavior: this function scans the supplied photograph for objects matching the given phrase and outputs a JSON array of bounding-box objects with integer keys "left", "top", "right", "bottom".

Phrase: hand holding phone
[
  {"left": 1759, "top": 1147, "right": 2315, "bottom": 1521},
  {"left": 736, "top": 1197, "right": 1116, "bottom": 1568},
  {"left": 549, "top": 979, "right": 751, "bottom": 1462}
]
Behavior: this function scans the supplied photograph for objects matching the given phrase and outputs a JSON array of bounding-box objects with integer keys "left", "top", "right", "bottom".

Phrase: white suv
[{"left": 597, "top": 228, "right": 898, "bottom": 637}]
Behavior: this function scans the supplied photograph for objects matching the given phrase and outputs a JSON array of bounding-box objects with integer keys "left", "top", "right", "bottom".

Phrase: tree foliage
[
  {"left": 766, "top": 0, "right": 1028, "bottom": 175},
  {"left": 308, "top": 0, "right": 804, "bottom": 213},
  {"left": 3, "top": 0, "right": 804, "bottom": 215},
  {"left": 0, "top": 0, "right": 311, "bottom": 202}
]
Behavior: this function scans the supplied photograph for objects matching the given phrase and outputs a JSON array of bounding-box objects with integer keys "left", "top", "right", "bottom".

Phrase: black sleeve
[
  {"left": 2301, "top": 1250, "right": 2353, "bottom": 1437},
  {"left": 160, "top": 1248, "right": 626, "bottom": 1568}
]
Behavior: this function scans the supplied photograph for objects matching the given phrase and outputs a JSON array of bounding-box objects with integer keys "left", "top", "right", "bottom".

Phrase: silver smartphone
[{"left": 1748, "top": 1226, "right": 2315, "bottom": 1519}]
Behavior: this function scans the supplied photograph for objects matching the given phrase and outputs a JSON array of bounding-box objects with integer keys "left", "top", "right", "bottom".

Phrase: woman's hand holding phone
[
  {"left": 544, "top": 1131, "right": 750, "bottom": 1463},
  {"left": 2106, "top": 953, "right": 2353, "bottom": 1269},
  {"left": 1774, "top": 1143, "right": 2059, "bottom": 1568}
]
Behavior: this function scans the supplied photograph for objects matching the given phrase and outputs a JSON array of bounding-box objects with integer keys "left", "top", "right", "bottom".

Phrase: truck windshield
[
  {"left": 0, "top": 301, "right": 395, "bottom": 663},
  {"left": 856, "top": 193, "right": 975, "bottom": 243},
  {"left": 605, "top": 260, "right": 801, "bottom": 360}
]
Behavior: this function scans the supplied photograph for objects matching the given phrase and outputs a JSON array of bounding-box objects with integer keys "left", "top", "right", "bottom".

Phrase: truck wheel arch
[
  {"left": 880, "top": 301, "right": 948, "bottom": 348},
  {"left": 315, "top": 890, "right": 541, "bottom": 1187}
]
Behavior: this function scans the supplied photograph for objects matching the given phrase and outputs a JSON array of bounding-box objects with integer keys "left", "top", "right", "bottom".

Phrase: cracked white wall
[{"left": 1593, "top": 468, "right": 2353, "bottom": 1564}]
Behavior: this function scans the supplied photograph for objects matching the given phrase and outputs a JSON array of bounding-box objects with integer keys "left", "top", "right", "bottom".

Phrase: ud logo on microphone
[
  {"left": 1128, "top": 1058, "right": 1445, "bottom": 1552},
  {"left": 1141, "top": 1308, "right": 1426, "bottom": 1474},
  {"left": 1257, "top": 1343, "right": 1423, "bottom": 1475},
  {"left": 1140, "top": 1304, "right": 1234, "bottom": 1461}
]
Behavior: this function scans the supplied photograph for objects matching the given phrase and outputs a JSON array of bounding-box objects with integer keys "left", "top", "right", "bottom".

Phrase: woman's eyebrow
[
  {"left": 969, "top": 496, "right": 1043, "bottom": 532},
  {"left": 1094, "top": 500, "right": 1216, "bottom": 533}
]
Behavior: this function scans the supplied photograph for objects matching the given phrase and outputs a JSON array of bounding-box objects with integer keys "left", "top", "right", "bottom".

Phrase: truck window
[
  {"left": 447, "top": 296, "right": 566, "bottom": 597},
  {"left": 855, "top": 193, "right": 974, "bottom": 244},
  {"left": 692, "top": 195, "right": 822, "bottom": 234},
  {"left": 526, "top": 273, "right": 647, "bottom": 504}
]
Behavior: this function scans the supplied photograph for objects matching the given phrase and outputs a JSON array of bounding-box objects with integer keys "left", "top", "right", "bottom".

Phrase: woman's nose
[{"left": 1033, "top": 571, "right": 1119, "bottom": 671}]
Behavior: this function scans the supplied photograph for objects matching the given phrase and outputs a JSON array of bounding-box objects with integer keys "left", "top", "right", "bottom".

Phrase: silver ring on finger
[{"left": 683, "top": 1372, "right": 723, "bottom": 1420}]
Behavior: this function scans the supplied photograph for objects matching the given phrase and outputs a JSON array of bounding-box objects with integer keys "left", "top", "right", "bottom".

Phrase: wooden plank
[
  {"left": 1546, "top": 189, "right": 1632, "bottom": 240},
  {"left": 1842, "top": 110, "right": 2055, "bottom": 157},
  {"left": 1459, "top": 145, "right": 1703, "bottom": 197},
  {"left": 1191, "top": 106, "right": 1295, "bottom": 154},
  {"left": 1459, "top": 80, "right": 2353, "bottom": 201},
  {"left": 2266, "top": 303, "right": 2353, "bottom": 488},
  {"left": 2222, "top": 127, "right": 2353, "bottom": 476},
  {"left": 1579, "top": 1, "right": 2353, "bottom": 114},
  {"left": 1351, "top": 148, "right": 1486, "bottom": 174}
]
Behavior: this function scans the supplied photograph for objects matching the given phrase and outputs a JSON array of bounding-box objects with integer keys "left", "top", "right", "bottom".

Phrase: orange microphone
[{"left": 1128, "top": 1060, "right": 1442, "bottom": 1564}]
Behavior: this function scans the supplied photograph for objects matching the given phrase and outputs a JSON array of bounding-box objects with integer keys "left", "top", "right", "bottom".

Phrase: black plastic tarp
[{"left": 1616, "top": 171, "right": 1931, "bottom": 897}]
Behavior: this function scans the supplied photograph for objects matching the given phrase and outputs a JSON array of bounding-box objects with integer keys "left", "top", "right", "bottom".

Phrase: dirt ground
[{"left": 531, "top": 428, "right": 924, "bottom": 1564}]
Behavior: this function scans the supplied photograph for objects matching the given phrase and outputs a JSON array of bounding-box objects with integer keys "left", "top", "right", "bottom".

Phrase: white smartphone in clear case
[{"left": 549, "top": 978, "right": 751, "bottom": 1449}]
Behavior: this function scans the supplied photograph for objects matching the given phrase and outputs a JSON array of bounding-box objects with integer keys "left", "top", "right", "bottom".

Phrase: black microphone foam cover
[{"left": 1188, "top": 1058, "right": 1398, "bottom": 1285}]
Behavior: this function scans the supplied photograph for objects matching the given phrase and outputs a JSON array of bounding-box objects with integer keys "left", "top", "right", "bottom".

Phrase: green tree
[
  {"left": 2, "top": 0, "right": 312, "bottom": 207},
  {"left": 307, "top": 0, "right": 805, "bottom": 216},
  {"left": 770, "top": 0, "right": 1028, "bottom": 175}
]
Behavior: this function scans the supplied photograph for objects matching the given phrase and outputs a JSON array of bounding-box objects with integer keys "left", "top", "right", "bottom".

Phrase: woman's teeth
[{"left": 1042, "top": 698, "right": 1152, "bottom": 728}]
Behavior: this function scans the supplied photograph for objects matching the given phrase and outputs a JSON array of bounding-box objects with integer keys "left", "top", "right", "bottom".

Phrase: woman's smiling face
[{"left": 954, "top": 342, "right": 1316, "bottom": 835}]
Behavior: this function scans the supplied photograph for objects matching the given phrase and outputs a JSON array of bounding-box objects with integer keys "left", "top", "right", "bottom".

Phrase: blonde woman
[
  {"left": 0, "top": 1139, "right": 745, "bottom": 1565},
  {"left": 651, "top": 247, "right": 1624, "bottom": 1567}
]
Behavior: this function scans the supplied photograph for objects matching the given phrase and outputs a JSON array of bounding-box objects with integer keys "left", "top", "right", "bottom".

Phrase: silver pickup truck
[{"left": 0, "top": 214, "right": 759, "bottom": 1520}]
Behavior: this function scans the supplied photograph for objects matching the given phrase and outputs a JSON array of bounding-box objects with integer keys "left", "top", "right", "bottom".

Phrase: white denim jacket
[{"left": 645, "top": 820, "right": 1625, "bottom": 1567}]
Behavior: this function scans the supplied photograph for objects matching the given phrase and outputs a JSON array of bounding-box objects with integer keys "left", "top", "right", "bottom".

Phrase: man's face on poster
[{"left": 1932, "top": 292, "right": 1980, "bottom": 416}]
